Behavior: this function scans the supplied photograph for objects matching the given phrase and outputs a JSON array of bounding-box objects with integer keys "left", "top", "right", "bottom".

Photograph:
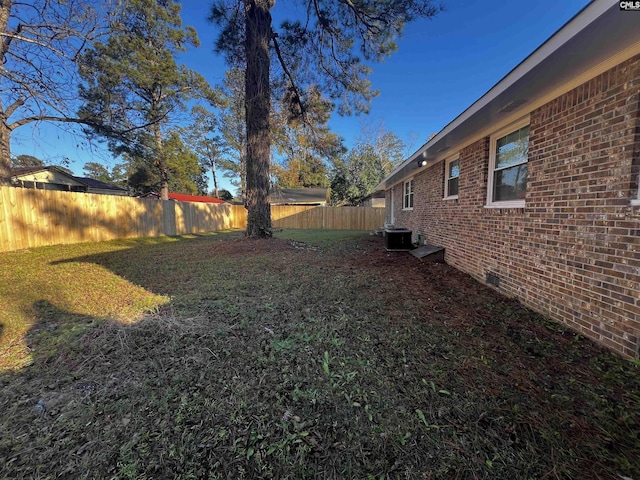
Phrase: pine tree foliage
[
  {"left": 272, "top": 86, "right": 344, "bottom": 188},
  {"left": 78, "top": 0, "right": 216, "bottom": 199},
  {"left": 11, "top": 155, "right": 45, "bottom": 168},
  {"left": 180, "top": 105, "right": 225, "bottom": 198},
  {"left": 216, "top": 68, "right": 248, "bottom": 202},
  {"left": 209, "top": 0, "right": 441, "bottom": 236}
]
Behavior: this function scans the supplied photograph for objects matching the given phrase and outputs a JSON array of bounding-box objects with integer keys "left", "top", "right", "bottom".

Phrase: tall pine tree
[{"left": 209, "top": 0, "right": 441, "bottom": 236}]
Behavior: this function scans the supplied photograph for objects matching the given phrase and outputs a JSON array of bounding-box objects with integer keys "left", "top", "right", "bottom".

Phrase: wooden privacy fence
[
  {"left": 271, "top": 205, "right": 385, "bottom": 230},
  {"left": 0, "top": 187, "right": 385, "bottom": 252},
  {"left": 0, "top": 187, "right": 245, "bottom": 252}
]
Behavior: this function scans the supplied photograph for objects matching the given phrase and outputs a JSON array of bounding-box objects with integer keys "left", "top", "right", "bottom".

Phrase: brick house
[{"left": 377, "top": 1, "right": 640, "bottom": 358}]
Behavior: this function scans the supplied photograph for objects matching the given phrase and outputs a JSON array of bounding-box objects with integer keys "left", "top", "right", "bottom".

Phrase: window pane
[
  {"left": 496, "top": 126, "right": 529, "bottom": 169},
  {"left": 448, "top": 177, "right": 459, "bottom": 197},
  {"left": 449, "top": 159, "right": 459, "bottom": 179},
  {"left": 403, "top": 180, "right": 413, "bottom": 208},
  {"left": 493, "top": 163, "right": 527, "bottom": 201},
  {"left": 410, "top": 181, "right": 413, "bottom": 207}
]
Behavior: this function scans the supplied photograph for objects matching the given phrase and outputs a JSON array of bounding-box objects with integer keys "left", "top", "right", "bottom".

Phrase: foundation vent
[{"left": 486, "top": 272, "right": 500, "bottom": 288}]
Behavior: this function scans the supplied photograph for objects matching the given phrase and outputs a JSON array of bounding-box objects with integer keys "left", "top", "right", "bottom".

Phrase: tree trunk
[
  {"left": 0, "top": 116, "right": 11, "bottom": 185},
  {"left": 153, "top": 122, "right": 169, "bottom": 200},
  {"left": 240, "top": 151, "right": 246, "bottom": 205},
  {"left": 205, "top": 144, "right": 219, "bottom": 197},
  {"left": 0, "top": 0, "right": 13, "bottom": 185},
  {"left": 244, "top": 0, "right": 273, "bottom": 237},
  {"left": 211, "top": 164, "right": 219, "bottom": 198}
]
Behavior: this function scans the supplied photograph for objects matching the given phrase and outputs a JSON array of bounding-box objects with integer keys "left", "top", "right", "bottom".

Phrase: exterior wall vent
[{"left": 486, "top": 272, "right": 500, "bottom": 288}]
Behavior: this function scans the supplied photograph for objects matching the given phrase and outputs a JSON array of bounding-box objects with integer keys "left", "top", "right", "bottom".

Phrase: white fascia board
[{"left": 376, "top": 0, "right": 615, "bottom": 192}]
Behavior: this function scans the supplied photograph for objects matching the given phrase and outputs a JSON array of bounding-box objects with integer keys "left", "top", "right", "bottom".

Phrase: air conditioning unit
[{"left": 384, "top": 228, "right": 412, "bottom": 251}]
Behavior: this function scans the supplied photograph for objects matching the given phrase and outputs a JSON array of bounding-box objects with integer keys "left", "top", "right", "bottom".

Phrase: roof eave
[{"left": 377, "top": 0, "right": 637, "bottom": 191}]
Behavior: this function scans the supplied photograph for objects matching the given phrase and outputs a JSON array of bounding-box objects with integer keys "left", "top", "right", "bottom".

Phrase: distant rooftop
[
  {"left": 270, "top": 187, "right": 329, "bottom": 205},
  {"left": 12, "top": 166, "right": 127, "bottom": 193},
  {"left": 75, "top": 177, "right": 127, "bottom": 192}
]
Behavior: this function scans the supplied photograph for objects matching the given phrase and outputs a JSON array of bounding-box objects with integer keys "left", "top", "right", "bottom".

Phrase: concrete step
[{"left": 410, "top": 244, "right": 445, "bottom": 262}]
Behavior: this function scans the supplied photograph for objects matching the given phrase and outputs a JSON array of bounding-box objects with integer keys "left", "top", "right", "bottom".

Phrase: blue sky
[{"left": 11, "top": 0, "right": 592, "bottom": 194}]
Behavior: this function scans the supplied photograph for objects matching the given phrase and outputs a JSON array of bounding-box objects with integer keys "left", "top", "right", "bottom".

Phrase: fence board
[
  {"left": 0, "top": 187, "right": 385, "bottom": 252},
  {"left": 271, "top": 205, "right": 385, "bottom": 230}
]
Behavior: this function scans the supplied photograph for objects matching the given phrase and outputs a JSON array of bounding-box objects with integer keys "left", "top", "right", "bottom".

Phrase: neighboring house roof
[
  {"left": 141, "top": 192, "right": 227, "bottom": 204},
  {"left": 12, "top": 166, "right": 80, "bottom": 182},
  {"left": 270, "top": 187, "right": 329, "bottom": 205},
  {"left": 362, "top": 191, "right": 385, "bottom": 201},
  {"left": 359, "top": 190, "right": 386, "bottom": 207},
  {"left": 12, "top": 166, "right": 47, "bottom": 176},
  {"left": 377, "top": 0, "right": 640, "bottom": 190},
  {"left": 75, "top": 176, "right": 127, "bottom": 193},
  {"left": 12, "top": 166, "right": 128, "bottom": 195},
  {"left": 168, "top": 192, "right": 226, "bottom": 204}
]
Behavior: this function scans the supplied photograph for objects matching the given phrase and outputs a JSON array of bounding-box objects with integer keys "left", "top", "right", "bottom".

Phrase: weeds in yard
[{"left": 0, "top": 230, "right": 639, "bottom": 479}]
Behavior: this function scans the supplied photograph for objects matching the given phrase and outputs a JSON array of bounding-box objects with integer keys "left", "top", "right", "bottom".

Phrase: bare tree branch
[{"left": 271, "top": 30, "right": 306, "bottom": 120}]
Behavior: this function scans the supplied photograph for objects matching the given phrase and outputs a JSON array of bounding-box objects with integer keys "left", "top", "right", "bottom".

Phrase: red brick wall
[{"left": 389, "top": 55, "right": 640, "bottom": 358}]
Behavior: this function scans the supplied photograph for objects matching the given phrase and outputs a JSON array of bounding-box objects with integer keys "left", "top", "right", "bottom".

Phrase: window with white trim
[
  {"left": 403, "top": 179, "right": 414, "bottom": 210},
  {"left": 633, "top": 171, "right": 640, "bottom": 206},
  {"left": 487, "top": 121, "right": 529, "bottom": 207},
  {"left": 444, "top": 157, "right": 460, "bottom": 199}
]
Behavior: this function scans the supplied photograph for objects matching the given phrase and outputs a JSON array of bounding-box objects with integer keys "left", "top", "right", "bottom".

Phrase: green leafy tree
[
  {"left": 82, "top": 162, "right": 113, "bottom": 183},
  {"left": 163, "top": 132, "right": 207, "bottom": 195},
  {"left": 216, "top": 189, "right": 233, "bottom": 201},
  {"left": 124, "top": 131, "right": 205, "bottom": 196},
  {"left": 330, "top": 145, "right": 379, "bottom": 205},
  {"left": 210, "top": 0, "right": 441, "bottom": 236},
  {"left": 272, "top": 157, "right": 330, "bottom": 188},
  {"left": 81, "top": 161, "right": 128, "bottom": 188},
  {"left": 330, "top": 127, "right": 405, "bottom": 205},
  {"left": 0, "top": 0, "right": 105, "bottom": 184},
  {"left": 78, "top": 0, "right": 215, "bottom": 200},
  {"left": 11, "top": 155, "right": 45, "bottom": 168},
  {"left": 359, "top": 121, "right": 408, "bottom": 174}
]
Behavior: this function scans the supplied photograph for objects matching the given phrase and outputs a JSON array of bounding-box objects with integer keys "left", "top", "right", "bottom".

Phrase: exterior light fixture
[{"left": 417, "top": 158, "right": 428, "bottom": 167}]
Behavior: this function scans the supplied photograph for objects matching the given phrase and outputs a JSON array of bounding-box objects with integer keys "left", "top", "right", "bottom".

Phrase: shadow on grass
[
  {"left": 1, "top": 301, "right": 127, "bottom": 477},
  {"left": 1, "top": 300, "right": 246, "bottom": 478}
]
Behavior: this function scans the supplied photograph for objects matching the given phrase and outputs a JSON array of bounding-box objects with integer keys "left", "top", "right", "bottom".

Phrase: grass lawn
[{"left": 0, "top": 230, "right": 638, "bottom": 479}]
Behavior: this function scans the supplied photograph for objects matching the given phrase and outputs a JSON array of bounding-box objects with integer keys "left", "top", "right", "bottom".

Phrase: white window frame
[
  {"left": 403, "top": 178, "right": 414, "bottom": 210},
  {"left": 486, "top": 118, "right": 529, "bottom": 208},
  {"left": 632, "top": 171, "right": 640, "bottom": 206},
  {"left": 444, "top": 155, "right": 460, "bottom": 200}
]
